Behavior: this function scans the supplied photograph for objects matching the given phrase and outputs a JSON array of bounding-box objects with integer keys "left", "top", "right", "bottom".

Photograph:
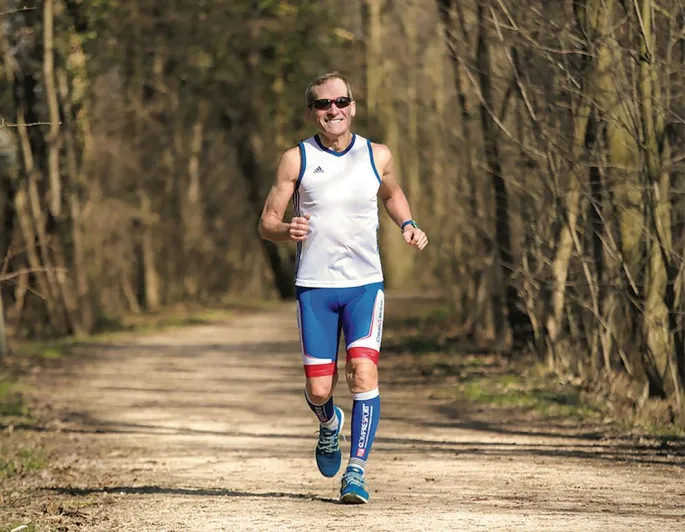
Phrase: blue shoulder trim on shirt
[
  {"left": 367, "top": 140, "right": 382, "bottom": 184},
  {"left": 295, "top": 141, "right": 306, "bottom": 191},
  {"left": 314, "top": 134, "right": 356, "bottom": 157}
]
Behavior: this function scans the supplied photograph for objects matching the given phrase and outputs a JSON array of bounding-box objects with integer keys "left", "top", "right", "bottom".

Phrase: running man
[{"left": 258, "top": 71, "right": 427, "bottom": 504}]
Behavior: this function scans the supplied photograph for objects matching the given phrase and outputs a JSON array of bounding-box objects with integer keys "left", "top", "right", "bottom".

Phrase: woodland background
[{"left": 2, "top": 0, "right": 685, "bottom": 423}]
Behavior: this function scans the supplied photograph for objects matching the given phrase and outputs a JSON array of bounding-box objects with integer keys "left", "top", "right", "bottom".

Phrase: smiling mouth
[{"left": 327, "top": 118, "right": 343, "bottom": 124}]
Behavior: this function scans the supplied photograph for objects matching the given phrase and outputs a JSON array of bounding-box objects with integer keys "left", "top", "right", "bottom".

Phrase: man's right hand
[{"left": 289, "top": 214, "right": 310, "bottom": 241}]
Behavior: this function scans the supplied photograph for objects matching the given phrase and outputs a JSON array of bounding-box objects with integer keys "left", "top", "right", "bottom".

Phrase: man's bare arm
[
  {"left": 374, "top": 143, "right": 428, "bottom": 251},
  {"left": 375, "top": 143, "right": 413, "bottom": 227},
  {"left": 258, "top": 147, "right": 309, "bottom": 242}
]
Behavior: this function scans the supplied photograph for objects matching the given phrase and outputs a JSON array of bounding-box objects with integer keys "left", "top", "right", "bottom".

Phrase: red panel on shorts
[
  {"left": 346, "top": 346, "right": 379, "bottom": 364},
  {"left": 303, "top": 362, "right": 337, "bottom": 377}
]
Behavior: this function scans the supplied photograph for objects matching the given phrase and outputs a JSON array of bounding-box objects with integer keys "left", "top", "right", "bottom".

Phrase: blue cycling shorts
[{"left": 296, "top": 282, "right": 384, "bottom": 378}]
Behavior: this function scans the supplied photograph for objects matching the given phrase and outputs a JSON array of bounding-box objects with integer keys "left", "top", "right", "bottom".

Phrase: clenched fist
[
  {"left": 402, "top": 226, "right": 428, "bottom": 250},
  {"left": 289, "top": 214, "right": 310, "bottom": 241}
]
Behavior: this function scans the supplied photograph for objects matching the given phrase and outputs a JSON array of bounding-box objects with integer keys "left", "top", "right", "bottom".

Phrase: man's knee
[
  {"left": 306, "top": 374, "right": 337, "bottom": 404},
  {"left": 345, "top": 359, "right": 378, "bottom": 393}
]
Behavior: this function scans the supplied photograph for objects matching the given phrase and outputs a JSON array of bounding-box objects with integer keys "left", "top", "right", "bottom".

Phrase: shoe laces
[
  {"left": 316, "top": 426, "right": 340, "bottom": 454},
  {"left": 342, "top": 469, "right": 365, "bottom": 488}
]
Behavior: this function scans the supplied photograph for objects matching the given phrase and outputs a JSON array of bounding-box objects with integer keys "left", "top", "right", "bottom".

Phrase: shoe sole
[{"left": 339, "top": 492, "right": 368, "bottom": 504}]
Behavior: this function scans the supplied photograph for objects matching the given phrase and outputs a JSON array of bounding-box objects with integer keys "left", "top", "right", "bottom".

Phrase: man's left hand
[{"left": 403, "top": 227, "right": 428, "bottom": 250}]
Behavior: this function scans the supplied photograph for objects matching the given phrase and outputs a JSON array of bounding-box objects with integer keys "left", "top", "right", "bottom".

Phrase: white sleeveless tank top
[{"left": 293, "top": 134, "right": 384, "bottom": 288}]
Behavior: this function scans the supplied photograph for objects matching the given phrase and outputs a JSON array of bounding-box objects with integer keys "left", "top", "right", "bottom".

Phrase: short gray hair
[{"left": 305, "top": 71, "right": 353, "bottom": 106}]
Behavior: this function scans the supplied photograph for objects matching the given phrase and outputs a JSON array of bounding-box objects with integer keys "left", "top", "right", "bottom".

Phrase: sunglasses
[{"left": 308, "top": 96, "right": 353, "bottom": 111}]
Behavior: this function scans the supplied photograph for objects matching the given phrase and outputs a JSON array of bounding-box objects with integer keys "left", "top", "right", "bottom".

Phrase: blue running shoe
[
  {"left": 315, "top": 406, "right": 344, "bottom": 478},
  {"left": 339, "top": 467, "right": 369, "bottom": 504}
]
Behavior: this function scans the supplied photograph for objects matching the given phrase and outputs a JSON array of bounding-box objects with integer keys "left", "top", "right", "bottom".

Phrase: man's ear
[{"left": 351, "top": 101, "right": 357, "bottom": 118}]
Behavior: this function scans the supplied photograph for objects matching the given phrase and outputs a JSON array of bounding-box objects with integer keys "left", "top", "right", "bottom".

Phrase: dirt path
[{"left": 6, "top": 302, "right": 685, "bottom": 531}]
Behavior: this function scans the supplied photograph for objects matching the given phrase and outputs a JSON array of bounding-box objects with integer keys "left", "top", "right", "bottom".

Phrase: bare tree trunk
[
  {"left": 0, "top": 128, "right": 17, "bottom": 358},
  {"left": 121, "top": 271, "right": 142, "bottom": 314},
  {"left": 15, "top": 98, "right": 69, "bottom": 334},
  {"left": 636, "top": 0, "right": 668, "bottom": 397},
  {"left": 126, "top": 0, "right": 163, "bottom": 310},
  {"left": 675, "top": 20, "right": 685, "bottom": 395},
  {"left": 402, "top": 0, "right": 420, "bottom": 205},
  {"left": 542, "top": 0, "right": 613, "bottom": 367},
  {"left": 365, "top": 0, "right": 413, "bottom": 287},
  {"left": 438, "top": 0, "right": 492, "bottom": 335},
  {"left": 43, "top": 0, "right": 62, "bottom": 218},
  {"left": 476, "top": 2, "right": 517, "bottom": 348},
  {"left": 273, "top": 45, "right": 289, "bottom": 154},
  {"left": 10, "top": 270, "right": 28, "bottom": 327},
  {"left": 0, "top": 89, "right": 18, "bottom": 268},
  {"left": 183, "top": 107, "right": 207, "bottom": 298},
  {"left": 426, "top": 26, "right": 463, "bottom": 313},
  {"left": 230, "top": 107, "right": 295, "bottom": 299},
  {"left": 58, "top": 67, "right": 93, "bottom": 333},
  {"left": 377, "top": 82, "right": 415, "bottom": 287},
  {"left": 27, "top": 173, "right": 76, "bottom": 333},
  {"left": 6, "top": 14, "right": 68, "bottom": 334},
  {"left": 139, "top": 191, "right": 161, "bottom": 311},
  {"left": 365, "top": 0, "right": 381, "bottom": 119},
  {"left": 14, "top": 186, "right": 62, "bottom": 332},
  {"left": 588, "top": 116, "right": 614, "bottom": 373},
  {"left": 0, "top": 289, "right": 6, "bottom": 358}
]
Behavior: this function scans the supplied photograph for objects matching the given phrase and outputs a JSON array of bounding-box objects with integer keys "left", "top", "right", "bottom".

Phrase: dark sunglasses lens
[
  {"left": 312, "top": 100, "right": 333, "bottom": 110},
  {"left": 335, "top": 97, "right": 351, "bottom": 108}
]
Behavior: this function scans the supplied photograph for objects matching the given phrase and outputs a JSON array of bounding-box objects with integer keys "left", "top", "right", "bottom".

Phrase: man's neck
[{"left": 317, "top": 131, "right": 353, "bottom": 152}]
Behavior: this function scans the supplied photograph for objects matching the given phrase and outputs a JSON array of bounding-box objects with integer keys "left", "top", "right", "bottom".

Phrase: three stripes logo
[{"left": 313, "top": 166, "right": 324, "bottom": 173}]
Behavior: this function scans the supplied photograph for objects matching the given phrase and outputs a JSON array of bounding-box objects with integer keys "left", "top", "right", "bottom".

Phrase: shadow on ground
[
  {"left": 44, "top": 485, "right": 338, "bottom": 504},
  {"left": 7, "top": 416, "right": 683, "bottom": 467}
]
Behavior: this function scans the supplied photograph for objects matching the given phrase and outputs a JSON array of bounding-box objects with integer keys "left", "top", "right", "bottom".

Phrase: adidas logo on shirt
[{"left": 313, "top": 166, "right": 324, "bottom": 173}]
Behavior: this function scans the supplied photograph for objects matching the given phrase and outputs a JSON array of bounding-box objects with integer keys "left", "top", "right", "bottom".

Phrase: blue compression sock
[
  {"left": 347, "top": 388, "right": 380, "bottom": 472},
  {"left": 305, "top": 389, "right": 338, "bottom": 429}
]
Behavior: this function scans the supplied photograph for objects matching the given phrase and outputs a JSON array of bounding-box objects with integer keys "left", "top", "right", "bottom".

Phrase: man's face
[{"left": 306, "top": 78, "right": 356, "bottom": 138}]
